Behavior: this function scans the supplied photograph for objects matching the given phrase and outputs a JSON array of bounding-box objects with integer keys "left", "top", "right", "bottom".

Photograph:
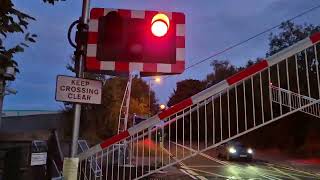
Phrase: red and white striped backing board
[
  {"left": 78, "top": 32, "right": 320, "bottom": 160},
  {"left": 85, "top": 8, "right": 186, "bottom": 75}
]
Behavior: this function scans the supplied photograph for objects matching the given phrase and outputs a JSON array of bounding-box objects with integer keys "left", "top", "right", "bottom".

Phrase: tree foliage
[
  {"left": 169, "top": 21, "right": 320, "bottom": 107},
  {"left": 0, "top": 0, "right": 63, "bottom": 71},
  {"left": 167, "top": 21, "right": 320, "bottom": 153},
  {"left": 64, "top": 76, "right": 158, "bottom": 142},
  {"left": 167, "top": 79, "right": 206, "bottom": 107},
  {"left": 206, "top": 60, "right": 238, "bottom": 87},
  {"left": 267, "top": 21, "right": 320, "bottom": 57}
]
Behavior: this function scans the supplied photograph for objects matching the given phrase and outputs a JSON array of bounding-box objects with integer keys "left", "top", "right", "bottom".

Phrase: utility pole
[
  {"left": 70, "top": 0, "right": 90, "bottom": 158},
  {"left": 0, "top": 79, "right": 5, "bottom": 127},
  {"left": 0, "top": 64, "right": 16, "bottom": 127}
]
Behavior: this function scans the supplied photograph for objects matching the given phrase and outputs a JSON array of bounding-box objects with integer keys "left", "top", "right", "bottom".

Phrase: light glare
[
  {"left": 152, "top": 21, "right": 168, "bottom": 37},
  {"left": 151, "top": 13, "right": 170, "bottom": 37},
  {"left": 229, "top": 147, "right": 236, "bottom": 154},
  {"left": 155, "top": 77, "right": 161, "bottom": 83},
  {"left": 160, "top": 104, "right": 166, "bottom": 110}
]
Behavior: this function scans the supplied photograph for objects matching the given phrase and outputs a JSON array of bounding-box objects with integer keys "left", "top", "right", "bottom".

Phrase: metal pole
[
  {"left": 0, "top": 79, "right": 5, "bottom": 127},
  {"left": 71, "top": 0, "right": 90, "bottom": 157},
  {"left": 124, "top": 74, "right": 132, "bottom": 130},
  {"left": 149, "top": 80, "right": 151, "bottom": 117}
]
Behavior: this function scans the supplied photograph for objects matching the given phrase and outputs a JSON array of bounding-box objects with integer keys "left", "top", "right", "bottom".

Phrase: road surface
[
  {"left": 151, "top": 142, "right": 320, "bottom": 180},
  {"left": 179, "top": 152, "right": 320, "bottom": 179}
]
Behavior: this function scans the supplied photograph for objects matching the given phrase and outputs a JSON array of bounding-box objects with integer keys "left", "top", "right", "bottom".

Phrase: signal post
[{"left": 62, "top": 1, "right": 185, "bottom": 179}]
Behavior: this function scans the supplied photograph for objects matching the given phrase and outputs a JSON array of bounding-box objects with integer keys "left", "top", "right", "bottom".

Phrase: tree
[
  {"left": 267, "top": 21, "right": 320, "bottom": 57},
  {"left": 205, "top": 60, "right": 238, "bottom": 87},
  {"left": 167, "top": 60, "right": 238, "bottom": 141},
  {"left": 63, "top": 76, "right": 159, "bottom": 142},
  {"left": 0, "top": 0, "right": 63, "bottom": 71},
  {"left": 167, "top": 60, "right": 238, "bottom": 107},
  {"left": 0, "top": 0, "right": 64, "bottom": 124},
  {"left": 167, "top": 22, "right": 320, "bottom": 152},
  {"left": 237, "top": 22, "right": 320, "bottom": 151},
  {"left": 167, "top": 79, "right": 206, "bottom": 107}
]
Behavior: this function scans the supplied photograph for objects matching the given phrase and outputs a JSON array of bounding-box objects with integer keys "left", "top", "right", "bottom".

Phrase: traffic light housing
[{"left": 86, "top": 8, "right": 185, "bottom": 76}]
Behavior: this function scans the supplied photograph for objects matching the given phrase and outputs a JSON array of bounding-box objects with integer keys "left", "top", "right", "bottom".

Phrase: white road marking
[
  {"left": 186, "top": 167, "right": 236, "bottom": 179},
  {"left": 186, "top": 169, "right": 199, "bottom": 176},
  {"left": 180, "top": 169, "right": 197, "bottom": 179},
  {"left": 186, "top": 165, "right": 224, "bottom": 168},
  {"left": 265, "top": 163, "right": 320, "bottom": 178},
  {"left": 268, "top": 165, "right": 301, "bottom": 180},
  {"left": 260, "top": 174, "right": 282, "bottom": 180},
  {"left": 187, "top": 144, "right": 317, "bottom": 179},
  {"left": 182, "top": 165, "right": 209, "bottom": 180},
  {"left": 162, "top": 143, "right": 206, "bottom": 179},
  {"left": 172, "top": 142, "right": 228, "bottom": 165},
  {"left": 197, "top": 176, "right": 208, "bottom": 180},
  {"left": 165, "top": 142, "right": 318, "bottom": 180},
  {"left": 179, "top": 144, "right": 306, "bottom": 178},
  {"left": 198, "top": 152, "right": 229, "bottom": 165}
]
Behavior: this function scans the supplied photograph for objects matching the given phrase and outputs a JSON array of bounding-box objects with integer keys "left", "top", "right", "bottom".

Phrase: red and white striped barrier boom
[{"left": 77, "top": 32, "right": 320, "bottom": 160}]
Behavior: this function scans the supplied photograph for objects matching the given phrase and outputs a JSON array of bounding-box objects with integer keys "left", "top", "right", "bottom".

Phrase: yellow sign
[{"left": 63, "top": 158, "right": 79, "bottom": 180}]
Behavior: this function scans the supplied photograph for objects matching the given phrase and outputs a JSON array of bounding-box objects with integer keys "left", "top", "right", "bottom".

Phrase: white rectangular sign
[
  {"left": 31, "top": 152, "right": 47, "bottom": 166},
  {"left": 55, "top": 75, "right": 102, "bottom": 104}
]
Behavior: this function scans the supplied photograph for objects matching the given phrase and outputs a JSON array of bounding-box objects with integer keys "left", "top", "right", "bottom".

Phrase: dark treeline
[{"left": 165, "top": 21, "right": 320, "bottom": 156}]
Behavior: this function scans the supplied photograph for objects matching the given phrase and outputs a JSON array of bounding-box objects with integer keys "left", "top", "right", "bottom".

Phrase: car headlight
[
  {"left": 229, "top": 147, "right": 236, "bottom": 154},
  {"left": 247, "top": 148, "right": 253, "bottom": 154}
]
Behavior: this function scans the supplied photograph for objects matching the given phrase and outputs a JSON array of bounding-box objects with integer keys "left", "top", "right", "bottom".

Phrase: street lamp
[
  {"left": 149, "top": 77, "right": 161, "bottom": 117},
  {"left": 155, "top": 77, "right": 161, "bottom": 83},
  {"left": 159, "top": 104, "right": 166, "bottom": 110}
]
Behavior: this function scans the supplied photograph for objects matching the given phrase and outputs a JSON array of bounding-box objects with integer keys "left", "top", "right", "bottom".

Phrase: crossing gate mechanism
[{"left": 77, "top": 32, "right": 320, "bottom": 179}]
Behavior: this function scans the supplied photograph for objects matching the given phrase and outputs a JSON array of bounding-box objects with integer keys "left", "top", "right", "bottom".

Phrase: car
[{"left": 217, "top": 141, "right": 253, "bottom": 161}]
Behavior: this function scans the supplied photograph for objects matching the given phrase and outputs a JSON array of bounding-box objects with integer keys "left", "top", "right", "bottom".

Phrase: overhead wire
[{"left": 160, "top": 3, "right": 320, "bottom": 81}]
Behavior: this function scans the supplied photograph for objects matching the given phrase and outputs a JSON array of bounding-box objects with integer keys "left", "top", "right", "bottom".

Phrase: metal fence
[{"left": 77, "top": 33, "right": 320, "bottom": 180}]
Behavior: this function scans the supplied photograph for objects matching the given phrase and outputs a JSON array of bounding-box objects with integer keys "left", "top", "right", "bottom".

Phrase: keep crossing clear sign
[{"left": 55, "top": 75, "right": 102, "bottom": 104}]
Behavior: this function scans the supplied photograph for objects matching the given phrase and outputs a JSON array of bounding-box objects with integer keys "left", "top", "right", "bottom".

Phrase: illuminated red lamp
[{"left": 151, "top": 13, "right": 170, "bottom": 37}]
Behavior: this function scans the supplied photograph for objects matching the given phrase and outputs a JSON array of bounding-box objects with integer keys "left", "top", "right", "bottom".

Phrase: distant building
[
  {"left": 0, "top": 110, "right": 63, "bottom": 141},
  {"left": 0, "top": 110, "right": 66, "bottom": 179}
]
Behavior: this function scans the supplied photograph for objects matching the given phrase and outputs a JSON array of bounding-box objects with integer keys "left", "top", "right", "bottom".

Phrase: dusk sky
[{"left": 4, "top": 0, "right": 320, "bottom": 110}]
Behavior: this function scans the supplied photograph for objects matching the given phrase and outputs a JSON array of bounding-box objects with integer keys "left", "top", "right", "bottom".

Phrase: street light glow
[
  {"left": 160, "top": 104, "right": 166, "bottom": 110},
  {"left": 155, "top": 77, "right": 161, "bottom": 83}
]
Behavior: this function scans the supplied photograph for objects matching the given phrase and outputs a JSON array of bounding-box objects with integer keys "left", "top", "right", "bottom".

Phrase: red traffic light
[
  {"left": 151, "top": 14, "right": 170, "bottom": 37},
  {"left": 86, "top": 8, "right": 186, "bottom": 75}
]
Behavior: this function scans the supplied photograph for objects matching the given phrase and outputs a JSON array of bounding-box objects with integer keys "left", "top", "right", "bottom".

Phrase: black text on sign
[{"left": 55, "top": 75, "right": 102, "bottom": 104}]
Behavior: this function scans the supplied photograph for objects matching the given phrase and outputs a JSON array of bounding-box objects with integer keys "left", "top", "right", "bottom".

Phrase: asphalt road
[
  {"left": 157, "top": 142, "right": 320, "bottom": 180},
  {"left": 179, "top": 152, "right": 320, "bottom": 179}
]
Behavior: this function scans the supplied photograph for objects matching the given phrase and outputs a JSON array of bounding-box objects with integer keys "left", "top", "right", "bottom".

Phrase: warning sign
[
  {"left": 55, "top": 75, "right": 102, "bottom": 104},
  {"left": 30, "top": 152, "right": 47, "bottom": 166}
]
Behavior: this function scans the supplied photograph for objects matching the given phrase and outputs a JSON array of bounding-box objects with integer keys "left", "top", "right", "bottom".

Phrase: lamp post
[
  {"left": 0, "top": 80, "right": 5, "bottom": 126},
  {"left": 148, "top": 77, "right": 161, "bottom": 117},
  {"left": 0, "top": 65, "right": 17, "bottom": 127}
]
